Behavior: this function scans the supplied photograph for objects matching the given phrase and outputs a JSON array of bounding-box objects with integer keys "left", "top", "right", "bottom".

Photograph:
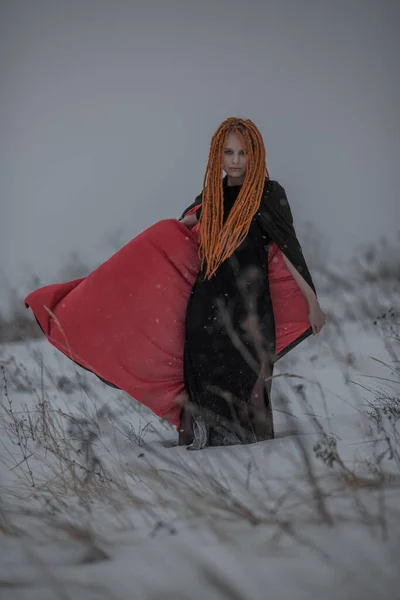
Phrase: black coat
[{"left": 180, "top": 177, "right": 316, "bottom": 447}]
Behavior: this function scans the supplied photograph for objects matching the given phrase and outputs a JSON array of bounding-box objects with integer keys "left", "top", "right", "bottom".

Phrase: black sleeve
[
  {"left": 256, "top": 180, "right": 316, "bottom": 295},
  {"left": 180, "top": 194, "right": 202, "bottom": 220}
]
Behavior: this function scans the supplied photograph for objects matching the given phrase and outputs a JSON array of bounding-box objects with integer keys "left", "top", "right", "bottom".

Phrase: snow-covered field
[{"left": 1, "top": 298, "right": 399, "bottom": 599}]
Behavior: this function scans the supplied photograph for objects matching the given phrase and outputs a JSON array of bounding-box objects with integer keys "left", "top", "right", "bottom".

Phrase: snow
[{"left": 0, "top": 311, "right": 399, "bottom": 599}]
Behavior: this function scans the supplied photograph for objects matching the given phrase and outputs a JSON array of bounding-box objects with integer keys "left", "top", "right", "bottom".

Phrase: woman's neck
[{"left": 226, "top": 175, "right": 244, "bottom": 187}]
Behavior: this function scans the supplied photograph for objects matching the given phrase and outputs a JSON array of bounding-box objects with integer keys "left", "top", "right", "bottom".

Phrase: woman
[
  {"left": 178, "top": 117, "right": 325, "bottom": 450},
  {"left": 25, "top": 116, "right": 324, "bottom": 451}
]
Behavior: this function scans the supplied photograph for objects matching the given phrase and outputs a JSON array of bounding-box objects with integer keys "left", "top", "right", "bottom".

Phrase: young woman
[
  {"left": 178, "top": 117, "right": 325, "bottom": 450},
  {"left": 25, "top": 116, "right": 324, "bottom": 452}
]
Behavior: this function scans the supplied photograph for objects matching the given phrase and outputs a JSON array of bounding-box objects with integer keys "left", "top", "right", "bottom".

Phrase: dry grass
[
  {"left": 0, "top": 236, "right": 399, "bottom": 598},
  {"left": 1, "top": 310, "right": 399, "bottom": 535}
]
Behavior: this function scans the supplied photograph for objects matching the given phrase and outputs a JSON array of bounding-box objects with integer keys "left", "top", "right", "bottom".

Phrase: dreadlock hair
[{"left": 199, "top": 117, "right": 270, "bottom": 280}]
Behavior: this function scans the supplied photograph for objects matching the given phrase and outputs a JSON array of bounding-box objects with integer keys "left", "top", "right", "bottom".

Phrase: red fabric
[
  {"left": 25, "top": 218, "right": 310, "bottom": 428},
  {"left": 267, "top": 242, "right": 310, "bottom": 356}
]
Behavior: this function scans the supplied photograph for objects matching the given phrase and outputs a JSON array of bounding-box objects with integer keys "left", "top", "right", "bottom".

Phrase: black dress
[
  {"left": 180, "top": 176, "right": 316, "bottom": 449},
  {"left": 182, "top": 177, "right": 277, "bottom": 449}
]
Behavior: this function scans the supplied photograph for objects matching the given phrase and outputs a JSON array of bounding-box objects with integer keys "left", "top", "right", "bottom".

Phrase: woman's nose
[{"left": 233, "top": 154, "right": 239, "bottom": 164}]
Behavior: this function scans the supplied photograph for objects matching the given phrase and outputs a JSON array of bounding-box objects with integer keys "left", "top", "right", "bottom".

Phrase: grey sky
[{"left": 1, "top": 0, "right": 399, "bottom": 310}]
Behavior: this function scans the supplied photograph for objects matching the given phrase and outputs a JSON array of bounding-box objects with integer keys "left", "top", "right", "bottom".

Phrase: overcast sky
[{"left": 1, "top": 0, "right": 399, "bottom": 310}]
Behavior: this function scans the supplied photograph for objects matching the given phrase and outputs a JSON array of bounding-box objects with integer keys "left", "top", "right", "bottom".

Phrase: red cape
[{"left": 25, "top": 217, "right": 310, "bottom": 429}]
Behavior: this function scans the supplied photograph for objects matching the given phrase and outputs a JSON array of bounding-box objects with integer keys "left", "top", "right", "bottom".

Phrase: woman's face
[{"left": 223, "top": 132, "right": 247, "bottom": 184}]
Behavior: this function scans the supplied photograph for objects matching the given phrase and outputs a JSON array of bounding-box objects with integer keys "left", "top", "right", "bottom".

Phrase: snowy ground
[{"left": 0, "top": 309, "right": 399, "bottom": 599}]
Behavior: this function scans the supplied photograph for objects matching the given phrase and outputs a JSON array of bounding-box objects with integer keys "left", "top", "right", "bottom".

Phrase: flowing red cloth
[{"left": 25, "top": 215, "right": 309, "bottom": 428}]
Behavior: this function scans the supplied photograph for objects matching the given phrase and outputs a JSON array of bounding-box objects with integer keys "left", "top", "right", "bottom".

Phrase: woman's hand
[
  {"left": 308, "top": 300, "right": 326, "bottom": 335},
  {"left": 179, "top": 213, "right": 198, "bottom": 229}
]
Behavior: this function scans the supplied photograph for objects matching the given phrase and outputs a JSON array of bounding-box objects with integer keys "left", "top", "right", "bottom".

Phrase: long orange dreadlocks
[{"left": 199, "top": 117, "right": 270, "bottom": 280}]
